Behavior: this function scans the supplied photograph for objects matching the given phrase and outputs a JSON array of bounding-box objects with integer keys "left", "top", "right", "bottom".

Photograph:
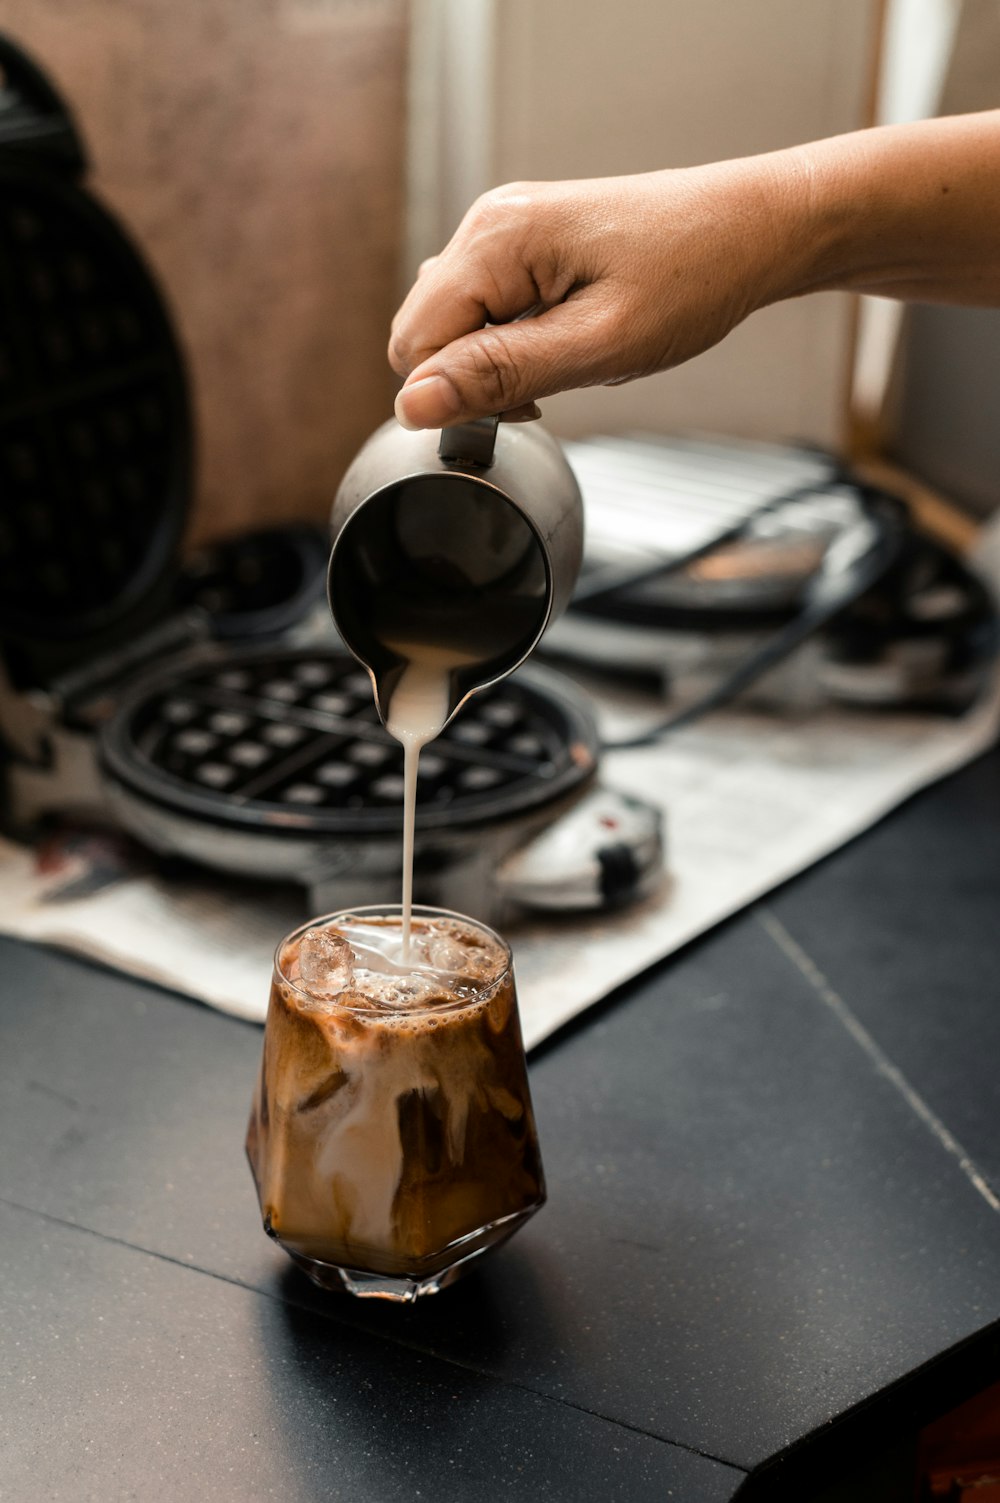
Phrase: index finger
[{"left": 388, "top": 253, "right": 541, "bottom": 378}]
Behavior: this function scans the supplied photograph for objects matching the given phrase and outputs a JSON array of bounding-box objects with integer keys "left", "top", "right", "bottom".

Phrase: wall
[
  {"left": 886, "top": 0, "right": 1000, "bottom": 515},
  {"left": 407, "top": 0, "right": 877, "bottom": 448},
  {"left": 2, "top": 0, "right": 408, "bottom": 544}
]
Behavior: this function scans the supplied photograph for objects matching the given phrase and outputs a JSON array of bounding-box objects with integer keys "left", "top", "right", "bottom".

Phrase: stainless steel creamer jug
[{"left": 327, "top": 416, "right": 584, "bottom": 729}]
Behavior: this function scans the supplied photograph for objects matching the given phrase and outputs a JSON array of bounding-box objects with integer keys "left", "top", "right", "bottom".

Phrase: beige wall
[
  {"left": 4, "top": 0, "right": 880, "bottom": 547},
  {"left": 410, "top": 0, "right": 878, "bottom": 448},
  {"left": 3, "top": 0, "right": 408, "bottom": 544},
  {"left": 880, "top": 0, "right": 1000, "bottom": 513}
]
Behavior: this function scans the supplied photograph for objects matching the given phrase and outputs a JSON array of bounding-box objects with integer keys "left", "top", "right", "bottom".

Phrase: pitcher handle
[{"left": 437, "top": 415, "right": 500, "bottom": 468}]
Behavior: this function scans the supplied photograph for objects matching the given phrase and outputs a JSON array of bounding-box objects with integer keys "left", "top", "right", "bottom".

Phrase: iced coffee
[{"left": 246, "top": 905, "right": 545, "bottom": 1300}]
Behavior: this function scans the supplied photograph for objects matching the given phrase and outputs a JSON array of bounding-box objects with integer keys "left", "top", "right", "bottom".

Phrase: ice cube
[
  {"left": 298, "top": 926, "right": 354, "bottom": 1001},
  {"left": 334, "top": 919, "right": 409, "bottom": 974},
  {"left": 416, "top": 922, "right": 506, "bottom": 989},
  {"left": 419, "top": 926, "right": 471, "bottom": 977}
]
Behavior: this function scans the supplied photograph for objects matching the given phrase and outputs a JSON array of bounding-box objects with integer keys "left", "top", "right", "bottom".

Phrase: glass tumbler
[{"left": 246, "top": 905, "right": 546, "bottom": 1302}]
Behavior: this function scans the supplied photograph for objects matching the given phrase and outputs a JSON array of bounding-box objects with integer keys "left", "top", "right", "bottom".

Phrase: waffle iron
[
  {"left": 0, "top": 33, "right": 663, "bottom": 924},
  {"left": 551, "top": 434, "right": 999, "bottom": 717}
]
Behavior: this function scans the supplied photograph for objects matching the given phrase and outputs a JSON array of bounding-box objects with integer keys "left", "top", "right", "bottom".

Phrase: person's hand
[
  {"left": 388, "top": 161, "right": 799, "bottom": 429},
  {"left": 388, "top": 112, "right": 1000, "bottom": 431}
]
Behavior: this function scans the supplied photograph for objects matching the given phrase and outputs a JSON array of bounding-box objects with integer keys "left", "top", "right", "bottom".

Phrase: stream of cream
[{"left": 384, "top": 644, "right": 476, "bottom": 958}]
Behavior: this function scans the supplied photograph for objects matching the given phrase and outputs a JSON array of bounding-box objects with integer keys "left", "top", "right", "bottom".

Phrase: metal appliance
[
  {"left": 547, "top": 434, "right": 998, "bottom": 721},
  {"left": 0, "top": 34, "right": 663, "bottom": 925}
]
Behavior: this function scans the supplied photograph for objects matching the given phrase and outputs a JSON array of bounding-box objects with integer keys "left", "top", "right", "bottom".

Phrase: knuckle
[
  {"left": 466, "top": 180, "right": 535, "bottom": 231},
  {"left": 464, "top": 328, "right": 520, "bottom": 407},
  {"left": 488, "top": 178, "right": 535, "bottom": 206},
  {"left": 387, "top": 326, "right": 413, "bottom": 374},
  {"left": 386, "top": 336, "right": 403, "bottom": 372}
]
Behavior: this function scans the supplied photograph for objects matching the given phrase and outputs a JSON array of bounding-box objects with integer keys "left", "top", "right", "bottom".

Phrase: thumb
[{"left": 394, "top": 301, "right": 612, "bottom": 429}]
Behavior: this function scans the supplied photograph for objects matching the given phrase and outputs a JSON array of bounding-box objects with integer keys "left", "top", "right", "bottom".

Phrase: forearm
[
  {"left": 759, "top": 110, "right": 1000, "bottom": 308},
  {"left": 389, "top": 110, "right": 1000, "bottom": 429}
]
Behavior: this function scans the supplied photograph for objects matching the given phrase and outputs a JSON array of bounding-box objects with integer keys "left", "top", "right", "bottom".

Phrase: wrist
[
  {"left": 759, "top": 115, "right": 1000, "bottom": 304},
  {"left": 738, "top": 140, "right": 866, "bottom": 306},
  {"left": 663, "top": 149, "right": 849, "bottom": 317}
]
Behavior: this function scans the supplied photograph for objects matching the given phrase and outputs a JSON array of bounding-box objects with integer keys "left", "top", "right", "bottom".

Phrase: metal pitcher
[{"left": 327, "top": 416, "right": 584, "bottom": 729}]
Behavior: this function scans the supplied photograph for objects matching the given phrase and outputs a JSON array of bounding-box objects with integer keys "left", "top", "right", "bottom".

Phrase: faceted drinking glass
[{"left": 246, "top": 904, "right": 545, "bottom": 1302}]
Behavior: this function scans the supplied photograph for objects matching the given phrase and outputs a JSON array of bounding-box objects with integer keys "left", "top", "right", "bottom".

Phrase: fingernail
[{"left": 394, "top": 374, "right": 461, "bottom": 431}]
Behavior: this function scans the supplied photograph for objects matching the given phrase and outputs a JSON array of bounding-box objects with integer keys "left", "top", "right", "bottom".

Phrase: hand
[
  {"left": 388, "top": 112, "right": 1000, "bottom": 431},
  {"left": 388, "top": 162, "right": 796, "bottom": 429}
]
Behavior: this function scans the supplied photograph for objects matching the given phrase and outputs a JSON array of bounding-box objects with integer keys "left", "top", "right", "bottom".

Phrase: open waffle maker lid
[{"left": 0, "top": 33, "right": 192, "bottom": 687}]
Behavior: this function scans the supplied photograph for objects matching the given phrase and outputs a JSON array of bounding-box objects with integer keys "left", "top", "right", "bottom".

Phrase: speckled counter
[{"left": 3, "top": 746, "right": 1000, "bottom": 1501}]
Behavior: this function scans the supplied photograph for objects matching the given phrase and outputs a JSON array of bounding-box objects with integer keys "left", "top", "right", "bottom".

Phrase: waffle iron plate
[{"left": 100, "top": 647, "right": 600, "bottom": 839}]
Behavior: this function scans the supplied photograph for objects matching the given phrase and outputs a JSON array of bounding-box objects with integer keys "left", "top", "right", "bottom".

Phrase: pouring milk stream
[
  {"left": 383, "top": 645, "right": 476, "bottom": 956},
  {"left": 327, "top": 416, "right": 585, "bottom": 954}
]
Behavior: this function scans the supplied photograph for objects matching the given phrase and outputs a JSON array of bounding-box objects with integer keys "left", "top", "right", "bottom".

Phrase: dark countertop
[{"left": 3, "top": 744, "right": 1000, "bottom": 1501}]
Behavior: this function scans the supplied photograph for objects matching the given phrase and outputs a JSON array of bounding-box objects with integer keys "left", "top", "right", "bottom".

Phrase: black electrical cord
[
  {"left": 572, "top": 460, "right": 845, "bottom": 610},
  {"left": 599, "top": 485, "right": 908, "bottom": 752}
]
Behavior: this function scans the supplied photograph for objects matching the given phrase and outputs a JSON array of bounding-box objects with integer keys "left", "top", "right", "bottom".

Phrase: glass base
[
  {"left": 288, "top": 1241, "right": 491, "bottom": 1302},
  {"left": 281, "top": 1205, "right": 538, "bottom": 1302}
]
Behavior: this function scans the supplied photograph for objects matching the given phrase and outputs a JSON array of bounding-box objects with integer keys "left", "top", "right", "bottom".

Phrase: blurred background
[
  {"left": 3, "top": 0, "right": 998, "bottom": 545},
  {"left": 1, "top": 0, "right": 410, "bottom": 545}
]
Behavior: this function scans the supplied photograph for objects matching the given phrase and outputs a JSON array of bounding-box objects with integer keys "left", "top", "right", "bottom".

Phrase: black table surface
[{"left": 3, "top": 745, "right": 1000, "bottom": 1501}]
